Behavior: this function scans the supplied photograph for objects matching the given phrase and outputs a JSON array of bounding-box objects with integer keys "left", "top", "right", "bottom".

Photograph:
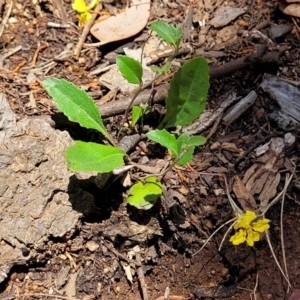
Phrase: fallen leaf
[
  {"left": 233, "top": 175, "right": 257, "bottom": 211},
  {"left": 279, "top": 2, "right": 300, "bottom": 17},
  {"left": 289, "top": 289, "right": 300, "bottom": 300},
  {"left": 122, "top": 264, "right": 133, "bottom": 284},
  {"left": 90, "top": 0, "right": 150, "bottom": 46}
]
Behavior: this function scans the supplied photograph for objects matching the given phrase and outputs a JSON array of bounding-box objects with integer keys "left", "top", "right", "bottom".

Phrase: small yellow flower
[
  {"left": 72, "top": 0, "right": 99, "bottom": 26},
  {"left": 230, "top": 211, "right": 270, "bottom": 247}
]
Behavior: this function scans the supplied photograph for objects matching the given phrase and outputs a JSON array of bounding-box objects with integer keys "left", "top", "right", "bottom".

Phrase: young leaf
[
  {"left": 150, "top": 21, "right": 182, "bottom": 48},
  {"left": 177, "top": 134, "right": 206, "bottom": 148},
  {"left": 43, "top": 78, "right": 108, "bottom": 137},
  {"left": 150, "top": 61, "right": 171, "bottom": 74},
  {"left": 177, "top": 145, "right": 194, "bottom": 166},
  {"left": 127, "top": 177, "right": 162, "bottom": 210},
  {"left": 131, "top": 106, "right": 143, "bottom": 127},
  {"left": 116, "top": 55, "right": 143, "bottom": 85},
  {"left": 131, "top": 104, "right": 150, "bottom": 126},
  {"left": 160, "top": 57, "right": 210, "bottom": 128},
  {"left": 66, "top": 141, "right": 125, "bottom": 172},
  {"left": 146, "top": 129, "right": 178, "bottom": 157},
  {"left": 176, "top": 134, "right": 206, "bottom": 165},
  {"left": 187, "top": 135, "right": 206, "bottom": 146}
]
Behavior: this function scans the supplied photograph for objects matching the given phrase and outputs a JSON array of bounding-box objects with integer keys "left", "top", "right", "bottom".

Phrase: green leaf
[
  {"left": 127, "top": 177, "right": 162, "bottom": 210},
  {"left": 131, "top": 104, "right": 151, "bottom": 127},
  {"left": 177, "top": 134, "right": 206, "bottom": 148},
  {"left": 160, "top": 57, "right": 210, "bottom": 128},
  {"left": 187, "top": 135, "right": 207, "bottom": 146},
  {"left": 43, "top": 78, "right": 108, "bottom": 137},
  {"left": 177, "top": 145, "right": 194, "bottom": 166},
  {"left": 146, "top": 129, "right": 178, "bottom": 157},
  {"left": 150, "top": 61, "right": 171, "bottom": 74},
  {"left": 176, "top": 134, "right": 206, "bottom": 165},
  {"left": 116, "top": 55, "right": 143, "bottom": 85},
  {"left": 131, "top": 106, "right": 143, "bottom": 127},
  {"left": 150, "top": 21, "right": 182, "bottom": 48},
  {"left": 65, "top": 141, "right": 125, "bottom": 172}
]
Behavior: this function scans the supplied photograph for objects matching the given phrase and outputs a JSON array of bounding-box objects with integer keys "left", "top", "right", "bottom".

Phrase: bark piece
[
  {"left": 242, "top": 136, "right": 294, "bottom": 207},
  {"left": 260, "top": 75, "right": 300, "bottom": 129},
  {"left": 0, "top": 94, "right": 82, "bottom": 283}
]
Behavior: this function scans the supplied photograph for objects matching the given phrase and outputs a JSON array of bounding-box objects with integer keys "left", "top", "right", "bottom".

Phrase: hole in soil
[{"left": 68, "top": 174, "right": 125, "bottom": 222}]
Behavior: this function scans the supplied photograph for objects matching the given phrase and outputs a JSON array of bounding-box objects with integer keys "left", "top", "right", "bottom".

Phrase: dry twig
[
  {"left": 136, "top": 253, "right": 149, "bottom": 300},
  {"left": 74, "top": 3, "right": 103, "bottom": 58},
  {"left": 0, "top": 0, "right": 12, "bottom": 39}
]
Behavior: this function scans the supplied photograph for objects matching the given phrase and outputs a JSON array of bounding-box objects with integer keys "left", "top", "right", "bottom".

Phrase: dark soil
[{"left": 1, "top": 0, "right": 300, "bottom": 299}]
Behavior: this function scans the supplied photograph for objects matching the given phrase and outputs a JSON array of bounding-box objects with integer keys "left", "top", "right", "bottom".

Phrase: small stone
[
  {"left": 78, "top": 57, "right": 86, "bottom": 66},
  {"left": 210, "top": 6, "right": 247, "bottom": 28},
  {"left": 210, "top": 142, "right": 221, "bottom": 150},
  {"left": 58, "top": 254, "right": 67, "bottom": 260},
  {"left": 269, "top": 24, "right": 292, "bottom": 40},
  {"left": 86, "top": 240, "right": 99, "bottom": 252},
  {"left": 27, "top": 28, "right": 35, "bottom": 35},
  {"left": 8, "top": 17, "right": 18, "bottom": 24}
]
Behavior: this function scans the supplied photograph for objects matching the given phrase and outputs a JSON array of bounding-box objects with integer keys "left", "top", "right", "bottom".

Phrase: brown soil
[{"left": 1, "top": 0, "right": 300, "bottom": 299}]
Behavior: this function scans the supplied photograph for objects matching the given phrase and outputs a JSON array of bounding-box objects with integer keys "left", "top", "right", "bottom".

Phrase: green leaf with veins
[
  {"left": 160, "top": 57, "right": 210, "bottom": 128},
  {"left": 66, "top": 141, "right": 125, "bottom": 172},
  {"left": 150, "top": 21, "right": 182, "bottom": 48},
  {"left": 116, "top": 55, "right": 143, "bottom": 85},
  {"left": 127, "top": 177, "right": 162, "bottom": 210},
  {"left": 43, "top": 78, "right": 108, "bottom": 137},
  {"left": 146, "top": 129, "right": 178, "bottom": 157},
  {"left": 150, "top": 61, "right": 171, "bottom": 74}
]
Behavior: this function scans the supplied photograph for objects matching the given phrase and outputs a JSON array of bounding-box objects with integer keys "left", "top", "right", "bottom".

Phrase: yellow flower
[
  {"left": 230, "top": 211, "right": 270, "bottom": 247},
  {"left": 72, "top": 0, "right": 99, "bottom": 26}
]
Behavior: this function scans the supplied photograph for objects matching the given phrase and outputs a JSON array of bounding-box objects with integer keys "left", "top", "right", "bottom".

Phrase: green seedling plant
[
  {"left": 117, "top": 21, "right": 183, "bottom": 122},
  {"left": 43, "top": 78, "right": 126, "bottom": 173},
  {"left": 114, "top": 21, "right": 292, "bottom": 291},
  {"left": 43, "top": 20, "right": 210, "bottom": 211},
  {"left": 43, "top": 20, "right": 292, "bottom": 296},
  {"left": 131, "top": 103, "right": 151, "bottom": 127},
  {"left": 116, "top": 21, "right": 209, "bottom": 209}
]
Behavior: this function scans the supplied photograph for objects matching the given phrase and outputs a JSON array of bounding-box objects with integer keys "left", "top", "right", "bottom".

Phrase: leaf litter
[{"left": 1, "top": 0, "right": 300, "bottom": 299}]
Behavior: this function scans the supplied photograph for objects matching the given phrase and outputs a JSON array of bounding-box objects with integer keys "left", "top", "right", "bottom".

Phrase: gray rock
[
  {"left": 210, "top": 6, "right": 247, "bottom": 28},
  {"left": 0, "top": 94, "right": 82, "bottom": 283},
  {"left": 269, "top": 24, "right": 292, "bottom": 40}
]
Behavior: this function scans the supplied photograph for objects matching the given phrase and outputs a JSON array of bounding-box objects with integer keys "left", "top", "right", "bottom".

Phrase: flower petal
[
  {"left": 234, "top": 211, "right": 257, "bottom": 229},
  {"left": 246, "top": 228, "right": 260, "bottom": 246},
  {"left": 230, "top": 229, "right": 246, "bottom": 245},
  {"left": 72, "top": 0, "right": 87, "bottom": 13},
  {"left": 78, "top": 12, "right": 90, "bottom": 26},
  {"left": 252, "top": 219, "right": 270, "bottom": 232}
]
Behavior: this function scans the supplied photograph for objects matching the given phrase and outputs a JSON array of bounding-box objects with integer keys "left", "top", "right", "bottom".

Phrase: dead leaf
[
  {"left": 289, "top": 289, "right": 300, "bottom": 300},
  {"left": 60, "top": 269, "right": 80, "bottom": 297},
  {"left": 242, "top": 137, "right": 285, "bottom": 207},
  {"left": 122, "top": 264, "right": 133, "bottom": 284},
  {"left": 279, "top": 2, "right": 300, "bottom": 17},
  {"left": 90, "top": 0, "right": 150, "bottom": 45},
  {"left": 232, "top": 175, "right": 257, "bottom": 211}
]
